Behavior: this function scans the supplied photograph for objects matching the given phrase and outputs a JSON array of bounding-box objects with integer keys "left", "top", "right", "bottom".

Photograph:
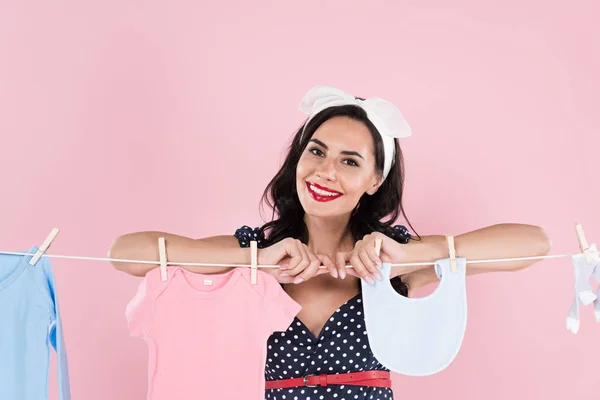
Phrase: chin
[
  {"left": 305, "top": 208, "right": 337, "bottom": 218},
  {"left": 300, "top": 199, "right": 348, "bottom": 219}
]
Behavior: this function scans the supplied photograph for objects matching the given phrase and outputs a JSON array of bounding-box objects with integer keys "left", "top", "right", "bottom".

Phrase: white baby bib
[{"left": 361, "top": 258, "right": 468, "bottom": 376}]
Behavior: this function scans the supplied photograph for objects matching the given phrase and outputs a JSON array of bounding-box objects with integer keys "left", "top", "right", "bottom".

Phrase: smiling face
[{"left": 296, "top": 116, "right": 382, "bottom": 218}]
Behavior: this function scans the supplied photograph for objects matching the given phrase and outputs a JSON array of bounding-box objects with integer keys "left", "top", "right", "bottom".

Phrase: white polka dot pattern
[
  {"left": 263, "top": 294, "right": 393, "bottom": 399},
  {"left": 234, "top": 225, "right": 411, "bottom": 399},
  {"left": 234, "top": 225, "right": 267, "bottom": 248}
]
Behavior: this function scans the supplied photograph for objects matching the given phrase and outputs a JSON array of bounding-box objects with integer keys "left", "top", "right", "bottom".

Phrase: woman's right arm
[{"left": 107, "top": 231, "right": 250, "bottom": 277}]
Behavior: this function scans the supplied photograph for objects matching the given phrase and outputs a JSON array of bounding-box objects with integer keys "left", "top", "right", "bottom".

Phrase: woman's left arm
[{"left": 392, "top": 223, "right": 552, "bottom": 290}]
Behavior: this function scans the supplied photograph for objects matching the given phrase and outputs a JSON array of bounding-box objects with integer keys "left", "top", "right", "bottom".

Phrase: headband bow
[{"left": 299, "top": 85, "right": 411, "bottom": 182}]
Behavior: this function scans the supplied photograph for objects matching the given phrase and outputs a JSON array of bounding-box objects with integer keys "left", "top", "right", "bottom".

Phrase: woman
[{"left": 109, "top": 86, "right": 551, "bottom": 399}]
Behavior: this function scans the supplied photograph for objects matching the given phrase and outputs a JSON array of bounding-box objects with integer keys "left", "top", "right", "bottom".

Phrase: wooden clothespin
[
  {"left": 250, "top": 240, "right": 258, "bottom": 284},
  {"left": 446, "top": 235, "right": 457, "bottom": 273},
  {"left": 29, "top": 228, "right": 60, "bottom": 266},
  {"left": 575, "top": 223, "right": 598, "bottom": 264},
  {"left": 158, "top": 237, "right": 168, "bottom": 281},
  {"left": 374, "top": 238, "right": 382, "bottom": 257}
]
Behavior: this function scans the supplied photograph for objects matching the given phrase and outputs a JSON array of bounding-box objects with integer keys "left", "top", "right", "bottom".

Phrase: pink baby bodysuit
[{"left": 126, "top": 266, "right": 301, "bottom": 400}]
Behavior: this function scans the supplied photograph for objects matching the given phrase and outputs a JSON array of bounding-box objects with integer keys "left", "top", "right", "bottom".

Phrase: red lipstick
[{"left": 306, "top": 182, "right": 343, "bottom": 202}]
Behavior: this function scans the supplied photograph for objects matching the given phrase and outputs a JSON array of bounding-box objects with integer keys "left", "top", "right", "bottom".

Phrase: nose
[{"left": 315, "top": 159, "right": 336, "bottom": 181}]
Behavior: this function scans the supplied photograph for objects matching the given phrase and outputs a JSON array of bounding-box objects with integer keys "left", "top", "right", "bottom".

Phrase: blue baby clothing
[{"left": 0, "top": 245, "right": 71, "bottom": 400}]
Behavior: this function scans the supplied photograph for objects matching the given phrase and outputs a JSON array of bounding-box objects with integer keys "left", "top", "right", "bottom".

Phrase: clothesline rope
[{"left": 0, "top": 249, "right": 598, "bottom": 269}]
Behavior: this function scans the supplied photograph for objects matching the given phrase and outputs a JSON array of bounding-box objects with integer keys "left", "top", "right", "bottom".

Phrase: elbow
[
  {"left": 512, "top": 226, "right": 552, "bottom": 272},
  {"left": 107, "top": 236, "right": 126, "bottom": 271},
  {"left": 537, "top": 226, "right": 552, "bottom": 256},
  {"left": 516, "top": 224, "right": 552, "bottom": 256},
  {"left": 107, "top": 235, "right": 142, "bottom": 276}
]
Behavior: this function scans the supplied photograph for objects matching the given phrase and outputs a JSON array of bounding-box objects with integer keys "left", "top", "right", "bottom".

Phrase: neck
[{"left": 303, "top": 213, "right": 355, "bottom": 258}]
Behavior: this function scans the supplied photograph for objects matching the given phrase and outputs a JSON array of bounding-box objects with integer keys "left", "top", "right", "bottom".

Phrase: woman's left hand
[{"left": 336, "top": 232, "right": 406, "bottom": 284}]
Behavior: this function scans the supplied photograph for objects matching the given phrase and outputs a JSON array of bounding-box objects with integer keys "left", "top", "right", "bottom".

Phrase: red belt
[{"left": 265, "top": 371, "right": 391, "bottom": 390}]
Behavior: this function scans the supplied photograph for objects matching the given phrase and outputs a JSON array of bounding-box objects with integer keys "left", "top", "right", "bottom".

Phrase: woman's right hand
[{"left": 258, "top": 238, "right": 338, "bottom": 284}]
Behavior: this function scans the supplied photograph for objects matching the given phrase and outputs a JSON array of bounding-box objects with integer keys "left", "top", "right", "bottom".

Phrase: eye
[
  {"left": 308, "top": 147, "right": 324, "bottom": 156},
  {"left": 343, "top": 159, "right": 359, "bottom": 167}
]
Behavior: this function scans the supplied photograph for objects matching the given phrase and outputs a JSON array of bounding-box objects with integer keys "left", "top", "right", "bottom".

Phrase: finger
[
  {"left": 352, "top": 237, "right": 378, "bottom": 280},
  {"left": 344, "top": 264, "right": 361, "bottom": 278},
  {"left": 269, "top": 260, "right": 295, "bottom": 284},
  {"left": 359, "top": 249, "right": 381, "bottom": 281},
  {"left": 279, "top": 259, "right": 290, "bottom": 270},
  {"left": 275, "top": 269, "right": 296, "bottom": 284},
  {"left": 336, "top": 251, "right": 351, "bottom": 279},
  {"left": 293, "top": 246, "right": 320, "bottom": 283},
  {"left": 280, "top": 238, "right": 302, "bottom": 270},
  {"left": 286, "top": 240, "right": 310, "bottom": 277},
  {"left": 317, "top": 254, "right": 338, "bottom": 278},
  {"left": 294, "top": 252, "right": 321, "bottom": 284},
  {"left": 365, "top": 238, "right": 383, "bottom": 268},
  {"left": 350, "top": 253, "right": 375, "bottom": 285}
]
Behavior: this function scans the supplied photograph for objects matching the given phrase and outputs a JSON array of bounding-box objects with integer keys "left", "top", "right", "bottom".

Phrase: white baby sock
[
  {"left": 566, "top": 297, "right": 580, "bottom": 334},
  {"left": 566, "top": 243, "right": 600, "bottom": 334},
  {"left": 593, "top": 264, "right": 600, "bottom": 322}
]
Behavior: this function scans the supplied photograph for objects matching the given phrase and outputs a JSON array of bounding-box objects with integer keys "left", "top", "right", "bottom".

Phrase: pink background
[{"left": 1, "top": 1, "right": 599, "bottom": 399}]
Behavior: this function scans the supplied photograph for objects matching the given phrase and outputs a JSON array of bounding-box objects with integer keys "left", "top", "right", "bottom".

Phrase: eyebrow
[{"left": 309, "top": 138, "right": 365, "bottom": 160}]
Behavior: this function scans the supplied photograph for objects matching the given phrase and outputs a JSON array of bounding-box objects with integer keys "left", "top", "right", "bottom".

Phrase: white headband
[{"left": 298, "top": 85, "right": 412, "bottom": 182}]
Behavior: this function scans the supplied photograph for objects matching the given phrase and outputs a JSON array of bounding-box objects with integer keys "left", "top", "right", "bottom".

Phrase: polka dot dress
[{"left": 234, "top": 225, "right": 412, "bottom": 400}]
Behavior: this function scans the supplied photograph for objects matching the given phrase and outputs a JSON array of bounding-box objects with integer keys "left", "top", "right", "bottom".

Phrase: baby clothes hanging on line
[
  {"left": 0, "top": 245, "right": 71, "bottom": 400},
  {"left": 566, "top": 243, "right": 600, "bottom": 334},
  {"left": 361, "top": 258, "right": 468, "bottom": 376},
  {"left": 126, "top": 266, "right": 301, "bottom": 400}
]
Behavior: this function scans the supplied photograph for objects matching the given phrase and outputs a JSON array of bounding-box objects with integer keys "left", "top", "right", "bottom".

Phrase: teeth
[{"left": 309, "top": 184, "right": 340, "bottom": 197}]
